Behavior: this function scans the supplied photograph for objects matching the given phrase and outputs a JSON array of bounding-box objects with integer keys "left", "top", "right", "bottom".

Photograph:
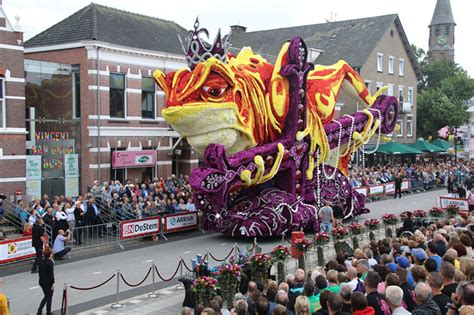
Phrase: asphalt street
[{"left": 2, "top": 189, "right": 443, "bottom": 315}]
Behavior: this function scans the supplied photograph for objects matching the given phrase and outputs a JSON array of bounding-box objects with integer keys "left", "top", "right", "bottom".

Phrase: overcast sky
[{"left": 4, "top": 0, "right": 473, "bottom": 75}]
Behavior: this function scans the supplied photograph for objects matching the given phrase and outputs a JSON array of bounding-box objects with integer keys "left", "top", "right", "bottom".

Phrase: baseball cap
[
  {"left": 387, "top": 262, "right": 398, "bottom": 273},
  {"left": 396, "top": 256, "right": 411, "bottom": 268},
  {"left": 412, "top": 248, "right": 428, "bottom": 262}
]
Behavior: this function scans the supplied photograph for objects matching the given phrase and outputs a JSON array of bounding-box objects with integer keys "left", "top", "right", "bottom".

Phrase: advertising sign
[
  {"left": 439, "top": 196, "right": 469, "bottom": 211},
  {"left": 0, "top": 237, "right": 36, "bottom": 264},
  {"left": 354, "top": 187, "right": 368, "bottom": 196},
  {"left": 401, "top": 180, "right": 410, "bottom": 191},
  {"left": 384, "top": 182, "right": 395, "bottom": 194},
  {"left": 26, "top": 180, "right": 41, "bottom": 200},
  {"left": 119, "top": 217, "right": 161, "bottom": 240},
  {"left": 164, "top": 212, "right": 199, "bottom": 233},
  {"left": 65, "top": 177, "right": 79, "bottom": 198},
  {"left": 64, "top": 154, "right": 79, "bottom": 177},
  {"left": 369, "top": 185, "right": 385, "bottom": 196},
  {"left": 112, "top": 150, "right": 157, "bottom": 169},
  {"left": 26, "top": 156, "right": 42, "bottom": 179}
]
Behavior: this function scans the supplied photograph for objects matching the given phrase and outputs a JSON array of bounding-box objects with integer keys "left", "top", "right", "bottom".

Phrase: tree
[{"left": 412, "top": 44, "right": 474, "bottom": 138}]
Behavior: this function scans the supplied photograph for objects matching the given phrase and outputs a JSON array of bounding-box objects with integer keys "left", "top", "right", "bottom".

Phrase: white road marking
[
  {"left": 183, "top": 251, "right": 192, "bottom": 254},
  {"left": 29, "top": 286, "right": 40, "bottom": 290},
  {"left": 220, "top": 243, "right": 227, "bottom": 246},
  {"left": 92, "top": 310, "right": 108, "bottom": 315},
  {"left": 128, "top": 299, "right": 143, "bottom": 304},
  {"left": 92, "top": 271, "right": 102, "bottom": 275},
  {"left": 142, "top": 259, "right": 153, "bottom": 263},
  {"left": 160, "top": 290, "right": 173, "bottom": 295}
]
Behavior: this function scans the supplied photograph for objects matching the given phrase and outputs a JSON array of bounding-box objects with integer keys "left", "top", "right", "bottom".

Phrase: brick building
[
  {"left": 231, "top": 14, "right": 422, "bottom": 144},
  {"left": 23, "top": 3, "right": 197, "bottom": 196},
  {"left": 0, "top": 0, "right": 26, "bottom": 198}
]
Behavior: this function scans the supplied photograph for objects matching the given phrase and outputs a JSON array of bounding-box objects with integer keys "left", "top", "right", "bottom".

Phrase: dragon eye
[{"left": 202, "top": 86, "right": 226, "bottom": 98}]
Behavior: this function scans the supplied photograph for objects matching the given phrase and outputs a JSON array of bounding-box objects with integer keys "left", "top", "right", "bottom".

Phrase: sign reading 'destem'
[
  {"left": 119, "top": 217, "right": 161, "bottom": 240},
  {"left": 164, "top": 211, "right": 199, "bottom": 233},
  {"left": 112, "top": 150, "right": 157, "bottom": 169}
]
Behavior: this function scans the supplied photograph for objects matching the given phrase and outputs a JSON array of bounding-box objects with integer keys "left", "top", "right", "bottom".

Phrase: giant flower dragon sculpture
[{"left": 153, "top": 20, "right": 399, "bottom": 236}]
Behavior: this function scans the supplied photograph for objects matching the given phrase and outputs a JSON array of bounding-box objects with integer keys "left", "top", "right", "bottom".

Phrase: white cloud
[{"left": 4, "top": 0, "right": 473, "bottom": 75}]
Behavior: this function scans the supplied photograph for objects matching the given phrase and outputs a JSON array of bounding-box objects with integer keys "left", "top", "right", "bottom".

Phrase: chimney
[{"left": 230, "top": 25, "right": 247, "bottom": 35}]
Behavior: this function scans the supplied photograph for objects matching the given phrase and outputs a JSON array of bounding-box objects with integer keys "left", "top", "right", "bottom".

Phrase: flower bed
[
  {"left": 365, "top": 219, "right": 380, "bottom": 230},
  {"left": 381, "top": 213, "right": 398, "bottom": 225},
  {"left": 192, "top": 276, "right": 218, "bottom": 306}
]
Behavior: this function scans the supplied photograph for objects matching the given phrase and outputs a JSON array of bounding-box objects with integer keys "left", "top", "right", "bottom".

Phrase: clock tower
[{"left": 428, "top": 0, "right": 455, "bottom": 62}]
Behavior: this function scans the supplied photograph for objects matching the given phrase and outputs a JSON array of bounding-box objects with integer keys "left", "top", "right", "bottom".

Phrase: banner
[
  {"left": 64, "top": 154, "right": 79, "bottom": 177},
  {"left": 354, "top": 187, "right": 368, "bottom": 196},
  {"left": 65, "top": 177, "right": 79, "bottom": 198},
  {"left": 0, "top": 237, "right": 35, "bottom": 264},
  {"left": 369, "top": 185, "right": 384, "bottom": 196},
  {"left": 439, "top": 196, "right": 469, "bottom": 211},
  {"left": 401, "top": 180, "right": 410, "bottom": 191},
  {"left": 26, "top": 156, "right": 42, "bottom": 179},
  {"left": 112, "top": 150, "right": 157, "bottom": 169},
  {"left": 384, "top": 182, "right": 395, "bottom": 194},
  {"left": 119, "top": 217, "right": 161, "bottom": 240},
  {"left": 164, "top": 212, "right": 199, "bottom": 233},
  {"left": 26, "top": 180, "right": 41, "bottom": 200}
]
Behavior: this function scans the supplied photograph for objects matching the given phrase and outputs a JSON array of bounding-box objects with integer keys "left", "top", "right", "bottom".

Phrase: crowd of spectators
[
  {"left": 349, "top": 160, "right": 472, "bottom": 192},
  {"left": 89, "top": 174, "right": 196, "bottom": 220},
  {"left": 184, "top": 213, "right": 474, "bottom": 315}
]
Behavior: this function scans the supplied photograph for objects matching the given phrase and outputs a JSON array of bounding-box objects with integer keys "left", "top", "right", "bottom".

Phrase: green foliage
[{"left": 411, "top": 44, "right": 474, "bottom": 138}]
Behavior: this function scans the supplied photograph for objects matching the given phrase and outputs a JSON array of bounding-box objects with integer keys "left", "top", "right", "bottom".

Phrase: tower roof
[{"left": 430, "top": 0, "right": 455, "bottom": 26}]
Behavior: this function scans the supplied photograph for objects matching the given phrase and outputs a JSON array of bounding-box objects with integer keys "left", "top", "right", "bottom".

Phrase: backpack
[{"left": 354, "top": 279, "right": 366, "bottom": 293}]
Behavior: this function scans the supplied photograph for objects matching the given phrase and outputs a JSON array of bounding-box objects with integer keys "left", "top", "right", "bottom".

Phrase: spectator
[
  {"left": 396, "top": 264, "right": 417, "bottom": 311},
  {"left": 201, "top": 308, "right": 215, "bottom": 315},
  {"left": 255, "top": 297, "right": 269, "bottom": 315},
  {"left": 272, "top": 304, "right": 288, "bottom": 315},
  {"left": 31, "top": 217, "right": 47, "bottom": 274},
  {"left": 181, "top": 306, "right": 192, "bottom": 315},
  {"left": 429, "top": 272, "right": 451, "bottom": 315},
  {"left": 447, "top": 281, "right": 474, "bottom": 315},
  {"left": 275, "top": 290, "right": 292, "bottom": 315},
  {"left": 327, "top": 292, "right": 349, "bottom": 315},
  {"left": 340, "top": 285, "right": 352, "bottom": 313},
  {"left": 351, "top": 291, "right": 375, "bottom": 315},
  {"left": 385, "top": 286, "right": 410, "bottom": 315},
  {"left": 440, "top": 262, "right": 457, "bottom": 298},
  {"left": 52, "top": 229, "right": 72, "bottom": 260},
  {"left": 294, "top": 295, "right": 310, "bottom": 315},
  {"left": 233, "top": 300, "right": 248, "bottom": 315},
  {"left": 412, "top": 282, "right": 441, "bottom": 315},
  {"left": 0, "top": 277, "right": 10, "bottom": 315},
  {"left": 364, "top": 271, "right": 391, "bottom": 315}
]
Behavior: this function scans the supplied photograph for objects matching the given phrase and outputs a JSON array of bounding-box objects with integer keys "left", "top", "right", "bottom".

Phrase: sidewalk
[{"left": 77, "top": 285, "right": 185, "bottom": 315}]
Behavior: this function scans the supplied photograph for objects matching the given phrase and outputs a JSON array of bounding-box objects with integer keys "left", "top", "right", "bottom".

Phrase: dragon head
[{"left": 154, "top": 46, "right": 290, "bottom": 156}]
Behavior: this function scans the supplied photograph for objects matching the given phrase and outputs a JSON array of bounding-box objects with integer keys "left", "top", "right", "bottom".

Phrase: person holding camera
[{"left": 52, "top": 229, "right": 72, "bottom": 260}]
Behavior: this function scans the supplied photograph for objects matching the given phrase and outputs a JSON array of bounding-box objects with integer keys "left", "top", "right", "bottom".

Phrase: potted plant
[
  {"left": 429, "top": 207, "right": 444, "bottom": 218},
  {"left": 247, "top": 253, "right": 272, "bottom": 287},
  {"left": 192, "top": 276, "right": 218, "bottom": 307},
  {"left": 271, "top": 245, "right": 290, "bottom": 283},
  {"left": 313, "top": 232, "right": 330, "bottom": 246},
  {"left": 413, "top": 209, "right": 427, "bottom": 218},
  {"left": 446, "top": 205, "right": 459, "bottom": 216},
  {"left": 294, "top": 238, "right": 312, "bottom": 270},
  {"left": 381, "top": 214, "right": 398, "bottom": 225},
  {"left": 332, "top": 226, "right": 349, "bottom": 241},
  {"left": 364, "top": 219, "right": 380, "bottom": 230},
  {"left": 218, "top": 264, "right": 241, "bottom": 309},
  {"left": 348, "top": 222, "right": 365, "bottom": 235}
]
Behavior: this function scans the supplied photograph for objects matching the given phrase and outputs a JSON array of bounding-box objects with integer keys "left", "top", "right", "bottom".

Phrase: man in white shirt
[
  {"left": 52, "top": 229, "right": 72, "bottom": 260},
  {"left": 386, "top": 286, "right": 411, "bottom": 315}
]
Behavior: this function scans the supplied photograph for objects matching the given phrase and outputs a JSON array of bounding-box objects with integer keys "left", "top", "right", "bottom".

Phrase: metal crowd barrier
[{"left": 354, "top": 179, "right": 445, "bottom": 200}]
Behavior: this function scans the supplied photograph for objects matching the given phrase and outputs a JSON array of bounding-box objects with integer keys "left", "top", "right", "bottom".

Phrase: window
[
  {"left": 110, "top": 73, "right": 125, "bottom": 118},
  {"left": 445, "top": 25, "right": 450, "bottom": 36},
  {"left": 376, "top": 82, "right": 383, "bottom": 92},
  {"left": 407, "top": 88, "right": 414, "bottom": 104},
  {"left": 399, "top": 58, "right": 405, "bottom": 76},
  {"left": 0, "top": 78, "right": 3, "bottom": 128},
  {"left": 388, "top": 56, "right": 394, "bottom": 74},
  {"left": 377, "top": 53, "right": 383, "bottom": 72},
  {"left": 365, "top": 81, "right": 372, "bottom": 93},
  {"left": 72, "top": 72, "right": 81, "bottom": 118},
  {"left": 407, "top": 116, "right": 413, "bottom": 137},
  {"left": 398, "top": 87, "right": 404, "bottom": 102},
  {"left": 387, "top": 84, "right": 394, "bottom": 96},
  {"left": 141, "top": 77, "right": 155, "bottom": 119},
  {"left": 397, "top": 118, "right": 404, "bottom": 138}
]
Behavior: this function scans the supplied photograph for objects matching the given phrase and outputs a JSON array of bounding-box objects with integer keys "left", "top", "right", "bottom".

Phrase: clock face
[{"left": 437, "top": 35, "right": 447, "bottom": 45}]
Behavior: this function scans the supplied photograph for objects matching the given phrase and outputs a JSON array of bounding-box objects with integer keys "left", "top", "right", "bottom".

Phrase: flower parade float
[{"left": 153, "top": 19, "right": 399, "bottom": 236}]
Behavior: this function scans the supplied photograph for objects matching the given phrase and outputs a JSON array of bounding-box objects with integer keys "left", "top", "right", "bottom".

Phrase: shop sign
[
  {"left": 26, "top": 156, "right": 42, "bottom": 179},
  {"left": 112, "top": 150, "right": 157, "bottom": 168}
]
